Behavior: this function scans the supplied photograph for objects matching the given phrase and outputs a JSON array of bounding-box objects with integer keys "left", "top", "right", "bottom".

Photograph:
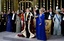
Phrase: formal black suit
[
  {"left": 60, "top": 12, "right": 64, "bottom": 36},
  {"left": 45, "top": 12, "right": 49, "bottom": 20},
  {"left": 36, "top": 9, "right": 39, "bottom": 15},
  {"left": 1, "top": 14, "right": 7, "bottom": 31},
  {"left": 12, "top": 13, "right": 16, "bottom": 32},
  {"left": 0, "top": 14, "right": 3, "bottom": 32},
  {"left": 45, "top": 12, "right": 55, "bottom": 35},
  {"left": 45, "top": 12, "right": 55, "bottom": 20}
]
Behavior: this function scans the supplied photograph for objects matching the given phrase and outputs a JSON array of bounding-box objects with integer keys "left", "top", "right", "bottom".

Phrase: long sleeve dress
[
  {"left": 6, "top": 14, "right": 12, "bottom": 32},
  {"left": 16, "top": 14, "right": 21, "bottom": 33},
  {"left": 36, "top": 13, "right": 47, "bottom": 40},
  {"left": 53, "top": 14, "right": 61, "bottom": 35}
]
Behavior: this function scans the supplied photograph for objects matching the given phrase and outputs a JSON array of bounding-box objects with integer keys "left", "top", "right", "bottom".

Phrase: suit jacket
[
  {"left": 45, "top": 12, "right": 55, "bottom": 20},
  {"left": 60, "top": 12, "right": 64, "bottom": 21},
  {"left": 12, "top": 13, "right": 16, "bottom": 23}
]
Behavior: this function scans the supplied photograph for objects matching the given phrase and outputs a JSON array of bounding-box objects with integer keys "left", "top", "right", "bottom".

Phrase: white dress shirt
[
  {"left": 12, "top": 14, "right": 15, "bottom": 20},
  {"left": 48, "top": 12, "right": 52, "bottom": 19}
]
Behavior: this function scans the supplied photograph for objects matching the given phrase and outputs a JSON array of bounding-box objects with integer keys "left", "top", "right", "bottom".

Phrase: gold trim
[
  {"left": 19, "top": 1, "right": 33, "bottom": 10},
  {"left": 19, "top": 1, "right": 33, "bottom": 5},
  {"left": 14, "top": 0, "right": 18, "bottom": 11}
]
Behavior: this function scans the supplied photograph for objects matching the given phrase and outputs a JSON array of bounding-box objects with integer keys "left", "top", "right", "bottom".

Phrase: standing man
[
  {"left": 46, "top": 8, "right": 55, "bottom": 35},
  {"left": 12, "top": 11, "right": 16, "bottom": 32},
  {"left": 1, "top": 12, "right": 7, "bottom": 31},
  {"left": 60, "top": 8, "right": 64, "bottom": 36},
  {"left": 18, "top": 8, "right": 35, "bottom": 38},
  {"left": 24, "top": 8, "right": 35, "bottom": 38},
  {"left": 3, "top": 12, "right": 7, "bottom": 31},
  {"left": 48, "top": 8, "right": 55, "bottom": 20},
  {"left": 0, "top": 12, "right": 2, "bottom": 32}
]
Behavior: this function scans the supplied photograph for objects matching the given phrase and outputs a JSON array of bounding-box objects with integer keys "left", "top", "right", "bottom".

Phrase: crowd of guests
[{"left": 0, "top": 7, "right": 64, "bottom": 40}]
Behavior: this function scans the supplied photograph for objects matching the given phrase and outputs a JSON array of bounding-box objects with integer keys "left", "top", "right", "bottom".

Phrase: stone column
[
  {"left": 43, "top": 0, "right": 45, "bottom": 8},
  {"left": 4, "top": 0, "right": 6, "bottom": 12},
  {"left": 14, "top": 0, "right": 18, "bottom": 11},
  {"left": 60, "top": 0, "right": 62, "bottom": 8},
  {"left": 33, "top": 0, "right": 38, "bottom": 9},
  {"left": 47, "top": 0, "right": 48, "bottom": 10},
  {"left": 53, "top": 0, "right": 55, "bottom": 12},
  {"left": 0, "top": 0, "right": 1, "bottom": 11}
]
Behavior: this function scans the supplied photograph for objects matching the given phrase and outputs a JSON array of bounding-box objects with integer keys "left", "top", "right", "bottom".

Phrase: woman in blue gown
[
  {"left": 6, "top": 11, "right": 12, "bottom": 32},
  {"left": 36, "top": 9, "right": 47, "bottom": 40}
]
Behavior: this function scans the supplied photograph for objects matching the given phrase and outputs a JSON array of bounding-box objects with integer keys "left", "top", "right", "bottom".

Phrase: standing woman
[
  {"left": 6, "top": 11, "right": 12, "bottom": 32},
  {"left": 53, "top": 9, "right": 61, "bottom": 35},
  {"left": 36, "top": 9, "right": 47, "bottom": 40},
  {"left": 20, "top": 10, "right": 24, "bottom": 32},
  {"left": 16, "top": 10, "right": 21, "bottom": 33}
]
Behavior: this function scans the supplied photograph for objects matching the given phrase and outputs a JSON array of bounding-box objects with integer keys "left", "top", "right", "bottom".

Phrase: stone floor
[
  {"left": 0, "top": 31, "right": 13, "bottom": 41},
  {"left": 0, "top": 31, "right": 64, "bottom": 41}
]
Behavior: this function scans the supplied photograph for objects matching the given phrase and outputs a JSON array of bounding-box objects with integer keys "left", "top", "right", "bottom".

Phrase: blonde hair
[{"left": 39, "top": 9, "right": 44, "bottom": 13}]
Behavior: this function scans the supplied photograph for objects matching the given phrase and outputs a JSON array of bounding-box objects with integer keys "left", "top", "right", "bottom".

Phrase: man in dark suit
[
  {"left": 45, "top": 8, "right": 55, "bottom": 35},
  {"left": 45, "top": 8, "right": 55, "bottom": 20},
  {"left": 60, "top": 8, "right": 64, "bottom": 36},
  {"left": 12, "top": 11, "right": 16, "bottom": 32},
  {"left": 1, "top": 12, "right": 7, "bottom": 31},
  {"left": 0, "top": 12, "right": 2, "bottom": 32},
  {"left": 45, "top": 10, "right": 49, "bottom": 20}
]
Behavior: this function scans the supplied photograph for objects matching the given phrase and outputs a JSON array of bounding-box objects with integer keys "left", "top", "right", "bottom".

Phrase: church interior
[
  {"left": 1, "top": 0, "right": 64, "bottom": 12},
  {"left": 0, "top": 0, "right": 64, "bottom": 41}
]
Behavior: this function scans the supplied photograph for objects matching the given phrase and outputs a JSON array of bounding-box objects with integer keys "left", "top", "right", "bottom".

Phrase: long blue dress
[
  {"left": 36, "top": 13, "right": 47, "bottom": 40},
  {"left": 6, "top": 14, "right": 12, "bottom": 32}
]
